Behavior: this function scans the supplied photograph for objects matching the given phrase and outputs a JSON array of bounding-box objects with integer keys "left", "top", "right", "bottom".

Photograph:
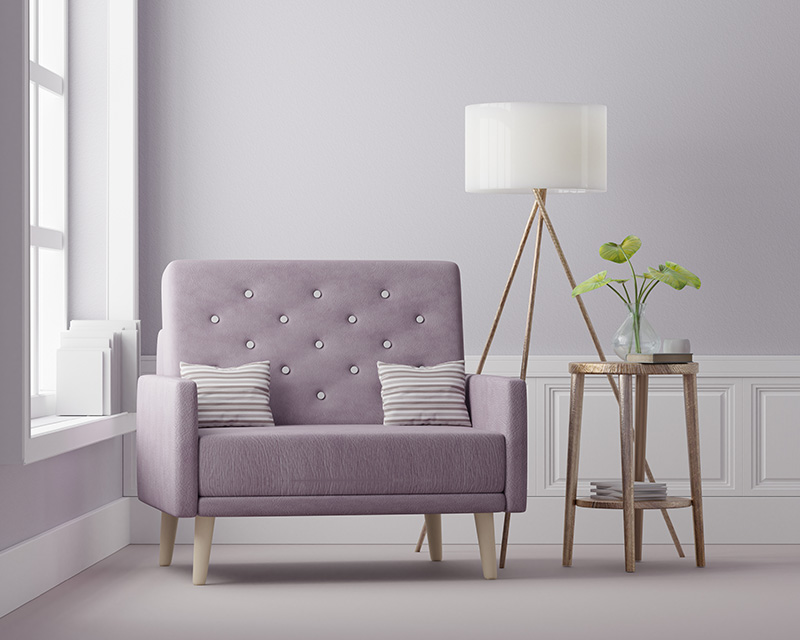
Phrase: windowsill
[{"left": 25, "top": 412, "right": 136, "bottom": 464}]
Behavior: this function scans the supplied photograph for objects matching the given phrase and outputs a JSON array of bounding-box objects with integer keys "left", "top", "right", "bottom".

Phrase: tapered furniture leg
[
  {"left": 192, "top": 516, "right": 215, "bottom": 585},
  {"left": 634, "top": 374, "right": 649, "bottom": 562},
  {"left": 498, "top": 512, "right": 512, "bottom": 569},
  {"left": 563, "top": 372, "right": 585, "bottom": 567},
  {"left": 474, "top": 513, "right": 497, "bottom": 580},
  {"left": 424, "top": 514, "right": 442, "bottom": 562},
  {"left": 683, "top": 373, "right": 706, "bottom": 568},
  {"left": 159, "top": 512, "right": 179, "bottom": 567},
  {"left": 619, "top": 375, "right": 635, "bottom": 573}
]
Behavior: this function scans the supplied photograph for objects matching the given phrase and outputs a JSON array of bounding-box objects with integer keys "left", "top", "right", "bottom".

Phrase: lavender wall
[
  {"left": 0, "top": 439, "right": 122, "bottom": 551},
  {"left": 137, "top": 0, "right": 800, "bottom": 358},
  {"left": 0, "top": 0, "right": 122, "bottom": 553}
]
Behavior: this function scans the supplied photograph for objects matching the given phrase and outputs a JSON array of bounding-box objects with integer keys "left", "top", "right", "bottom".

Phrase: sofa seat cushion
[{"left": 198, "top": 425, "right": 505, "bottom": 497}]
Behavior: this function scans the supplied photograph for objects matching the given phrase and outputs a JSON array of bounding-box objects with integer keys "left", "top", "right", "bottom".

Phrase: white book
[
  {"left": 63, "top": 329, "right": 122, "bottom": 414},
  {"left": 56, "top": 349, "right": 105, "bottom": 416},
  {"left": 69, "top": 321, "right": 140, "bottom": 412}
]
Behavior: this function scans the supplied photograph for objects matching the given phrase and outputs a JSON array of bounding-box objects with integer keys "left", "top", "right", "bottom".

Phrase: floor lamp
[{"left": 415, "top": 102, "right": 683, "bottom": 567}]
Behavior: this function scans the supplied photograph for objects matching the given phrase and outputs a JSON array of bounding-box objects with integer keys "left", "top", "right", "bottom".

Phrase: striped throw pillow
[
  {"left": 377, "top": 359, "right": 471, "bottom": 427},
  {"left": 180, "top": 361, "right": 275, "bottom": 427}
]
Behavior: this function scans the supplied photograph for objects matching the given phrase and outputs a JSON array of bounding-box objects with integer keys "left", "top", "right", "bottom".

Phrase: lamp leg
[
  {"left": 416, "top": 197, "right": 542, "bottom": 552},
  {"left": 476, "top": 198, "right": 541, "bottom": 375},
  {"left": 535, "top": 194, "right": 684, "bottom": 559},
  {"left": 414, "top": 522, "right": 427, "bottom": 553},
  {"left": 500, "top": 190, "right": 546, "bottom": 568},
  {"left": 520, "top": 189, "right": 546, "bottom": 381}
]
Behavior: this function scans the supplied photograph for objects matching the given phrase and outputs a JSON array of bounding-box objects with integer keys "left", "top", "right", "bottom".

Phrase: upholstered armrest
[
  {"left": 136, "top": 375, "right": 199, "bottom": 517},
  {"left": 466, "top": 374, "right": 528, "bottom": 512}
]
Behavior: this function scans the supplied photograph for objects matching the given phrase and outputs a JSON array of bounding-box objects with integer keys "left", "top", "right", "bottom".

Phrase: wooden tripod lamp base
[
  {"left": 415, "top": 192, "right": 684, "bottom": 567},
  {"left": 414, "top": 102, "right": 681, "bottom": 569}
]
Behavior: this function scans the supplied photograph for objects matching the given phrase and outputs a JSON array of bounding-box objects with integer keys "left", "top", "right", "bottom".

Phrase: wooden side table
[{"left": 562, "top": 361, "right": 705, "bottom": 572}]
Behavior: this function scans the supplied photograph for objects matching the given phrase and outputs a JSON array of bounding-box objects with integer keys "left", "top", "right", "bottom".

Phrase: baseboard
[
  {"left": 0, "top": 498, "right": 130, "bottom": 619},
  {"left": 129, "top": 496, "right": 800, "bottom": 545}
]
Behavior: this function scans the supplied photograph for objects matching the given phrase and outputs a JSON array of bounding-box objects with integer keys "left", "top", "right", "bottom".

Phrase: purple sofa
[{"left": 137, "top": 260, "right": 527, "bottom": 583}]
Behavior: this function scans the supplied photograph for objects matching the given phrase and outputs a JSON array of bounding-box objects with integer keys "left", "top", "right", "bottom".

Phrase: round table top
[{"left": 569, "top": 361, "right": 699, "bottom": 375}]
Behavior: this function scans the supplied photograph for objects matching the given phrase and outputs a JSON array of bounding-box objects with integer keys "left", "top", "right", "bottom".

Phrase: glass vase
[{"left": 612, "top": 302, "right": 661, "bottom": 360}]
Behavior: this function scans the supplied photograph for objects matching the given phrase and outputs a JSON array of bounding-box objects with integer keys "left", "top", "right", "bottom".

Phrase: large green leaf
[
  {"left": 665, "top": 262, "right": 701, "bottom": 289},
  {"left": 571, "top": 271, "right": 611, "bottom": 297},
  {"left": 646, "top": 264, "right": 687, "bottom": 290},
  {"left": 599, "top": 235, "right": 642, "bottom": 263}
]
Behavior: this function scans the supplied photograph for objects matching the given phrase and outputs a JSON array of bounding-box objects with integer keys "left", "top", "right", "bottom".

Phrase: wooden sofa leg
[
  {"left": 474, "top": 513, "right": 498, "bottom": 580},
  {"left": 423, "top": 514, "right": 442, "bottom": 561},
  {"left": 192, "top": 516, "right": 215, "bottom": 585},
  {"left": 159, "top": 513, "right": 179, "bottom": 567}
]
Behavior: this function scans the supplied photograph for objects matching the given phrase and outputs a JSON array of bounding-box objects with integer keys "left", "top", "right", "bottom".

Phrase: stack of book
[
  {"left": 626, "top": 353, "right": 693, "bottom": 363},
  {"left": 56, "top": 320, "right": 140, "bottom": 416},
  {"left": 590, "top": 481, "right": 667, "bottom": 501}
]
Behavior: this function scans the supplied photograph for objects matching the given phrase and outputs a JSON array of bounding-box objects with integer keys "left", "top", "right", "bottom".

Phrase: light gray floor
[{"left": 1, "top": 544, "right": 798, "bottom": 640}]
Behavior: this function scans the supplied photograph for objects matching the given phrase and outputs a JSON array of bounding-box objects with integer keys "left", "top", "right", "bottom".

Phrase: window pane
[
  {"left": 29, "top": 0, "right": 38, "bottom": 62},
  {"left": 38, "top": 247, "right": 65, "bottom": 394},
  {"left": 29, "top": 83, "right": 38, "bottom": 226},
  {"left": 38, "top": 0, "right": 64, "bottom": 77},
  {"left": 37, "top": 85, "right": 65, "bottom": 232},
  {"left": 30, "top": 247, "right": 39, "bottom": 395}
]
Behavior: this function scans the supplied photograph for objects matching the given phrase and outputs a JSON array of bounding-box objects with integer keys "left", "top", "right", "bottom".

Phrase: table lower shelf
[{"left": 575, "top": 496, "right": 693, "bottom": 510}]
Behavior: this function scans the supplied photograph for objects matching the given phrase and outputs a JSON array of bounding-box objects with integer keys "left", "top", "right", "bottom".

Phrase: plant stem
[
  {"left": 621, "top": 281, "right": 632, "bottom": 304},
  {"left": 641, "top": 280, "right": 659, "bottom": 305},
  {"left": 622, "top": 252, "right": 639, "bottom": 304},
  {"left": 606, "top": 284, "right": 629, "bottom": 305},
  {"left": 621, "top": 251, "right": 641, "bottom": 353}
]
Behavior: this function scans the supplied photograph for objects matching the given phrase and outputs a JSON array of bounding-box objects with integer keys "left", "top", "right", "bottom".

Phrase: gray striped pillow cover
[
  {"left": 179, "top": 361, "right": 275, "bottom": 427},
  {"left": 377, "top": 359, "right": 471, "bottom": 427}
]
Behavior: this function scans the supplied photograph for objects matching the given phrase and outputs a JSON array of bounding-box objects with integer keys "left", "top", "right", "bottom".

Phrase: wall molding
[
  {"left": 0, "top": 498, "right": 130, "bottom": 619},
  {"left": 142, "top": 354, "right": 800, "bottom": 379}
]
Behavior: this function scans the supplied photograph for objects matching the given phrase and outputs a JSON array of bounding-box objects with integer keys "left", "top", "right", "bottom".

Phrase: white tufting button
[
  {"left": 210, "top": 315, "right": 220, "bottom": 324},
  {"left": 313, "top": 289, "right": 322, "bottom": 299},
  {"left": 350, "top": 365, "right": 359, "bottom": 374},
  {"left": 415, "top": 315, "right": 425, "bottom": 324},
  {"left": 279, "top": 315, "right": 289, "bottom": 324},
  {"left": 281, "top": 365, "right": 291, "bottom": 375},
  {"left": 317, "top": 391, "right": 326, "bottom": 400},
  {"left": 383, "top": 340, "right": 392, "bottom": 349},
  {"left": 315, "top": 340, "right": 324, "bottom": 349},
  {"left": 244, "top": 289, "right": 254, "bottom": 298},
  {"left": 348, "top": 315, "right": 357, "bottom": 324},
  {"left": 380, "top": 289, "right": 390, "bottom": 299},
  {"left": 246, "top": 340, "right": 255, "bottom": 349}
]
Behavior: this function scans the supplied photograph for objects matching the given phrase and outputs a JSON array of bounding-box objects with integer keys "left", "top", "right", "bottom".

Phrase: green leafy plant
[{"left": 572, "top": 235, "right": 701, "bottom": 353}]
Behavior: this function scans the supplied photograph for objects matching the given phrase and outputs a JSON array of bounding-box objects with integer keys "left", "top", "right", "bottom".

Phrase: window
[{"left": 29, "top": 0, "right": 67, "bottom": 419}]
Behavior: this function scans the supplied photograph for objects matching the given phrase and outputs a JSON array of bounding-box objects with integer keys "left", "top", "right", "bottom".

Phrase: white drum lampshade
[{"left": 465, "top": 102, "right": 607, "bottom": 193}]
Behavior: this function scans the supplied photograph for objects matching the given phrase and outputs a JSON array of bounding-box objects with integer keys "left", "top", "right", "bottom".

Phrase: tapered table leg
[
  {"left": 563, "top": 372, "right": 585, "bottom": 567},
  {"left": 683, "top": 373, "right": 706, "bottom": 568},
  {"left": 634, "top": 374, "right": 649, "bottom": 562},
  {"left": 619, "top": 375, "right": 636, "bottom": 572}
]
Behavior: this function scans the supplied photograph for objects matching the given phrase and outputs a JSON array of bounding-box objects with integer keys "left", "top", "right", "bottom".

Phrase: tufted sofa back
[{"left": 157, "top": 260, "right": 465, "bottom": 425}]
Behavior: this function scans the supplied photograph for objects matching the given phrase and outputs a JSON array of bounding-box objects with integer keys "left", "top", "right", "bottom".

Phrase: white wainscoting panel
[
  {"left": 748, "top": 379, "right": 800, "bottom": 494},
  {"left": 535, "top": 376, "right": 739, "bottom": 496}
]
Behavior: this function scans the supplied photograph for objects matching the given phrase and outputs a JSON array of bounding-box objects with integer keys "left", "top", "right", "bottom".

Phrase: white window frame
[
  {"left": 0, "top": 0, "right": 138, "bottom": 465},
  {"left": 28, "top": 0, "right": 68, "bottom": 420}
]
